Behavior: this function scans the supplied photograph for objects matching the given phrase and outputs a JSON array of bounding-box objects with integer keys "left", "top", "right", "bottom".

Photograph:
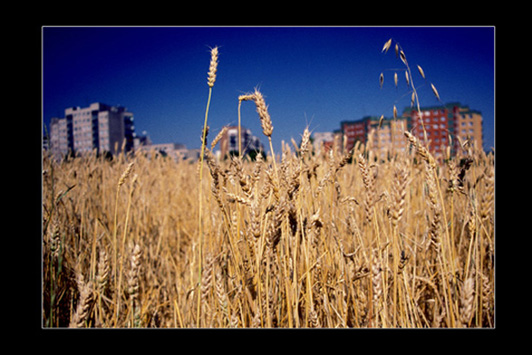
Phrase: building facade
[
  {"left": 340, "top": 116, "right": 409, "bottom": 157},
  {"left": 336, "top": 102, "right": 482, "bottom": 160},
  {"left": 340, "top": 119, "right": 369, "bottom": 152},
  {"left": 219, "top": 125, "right": 264, "bottom": 159},
  {"left": 49, "top": 103, "right": 135, "bottom": 158},
  {"left": 403, "top": 102, "right": 483, "bottom": 158},
  {"left": 367, "top": 117, "right": 409, "bottom": 157}
]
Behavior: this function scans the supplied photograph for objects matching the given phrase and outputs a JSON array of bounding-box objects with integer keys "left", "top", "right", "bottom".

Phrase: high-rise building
[{"left": 49, "top": 103, "right": 135, "bottom": 158}]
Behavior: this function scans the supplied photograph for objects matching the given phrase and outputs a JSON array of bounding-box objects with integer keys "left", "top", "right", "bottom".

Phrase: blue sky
[{"left": 43, "top": 26, "right": 495, "bottom": 153}]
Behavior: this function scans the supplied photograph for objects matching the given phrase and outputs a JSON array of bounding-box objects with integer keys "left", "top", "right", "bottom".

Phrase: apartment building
[
  {"left": 340, "top": 119, "right": 368, "bottom": 152},
  {"left": 49, "top": 103, "right": 135, "bottom": 158},
  {"left": 335, "top": 102, "right": 482, "bottom": 160},
  {"left": 455, "top": 106, "right": 483, "bottom": 150},
  {"left": 340, "top": 116, "right": 409, "bottom": 156},
  {"left": 403, "top": 102, "right": 483, "bottom": 158},
  {"left": 367, "top": 117, "right": 409, "bottom": 157}
]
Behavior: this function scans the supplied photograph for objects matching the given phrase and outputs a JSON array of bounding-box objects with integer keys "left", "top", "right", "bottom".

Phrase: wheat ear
[{"left": 70, "top": 280, "right": 94, "bottom": 328}]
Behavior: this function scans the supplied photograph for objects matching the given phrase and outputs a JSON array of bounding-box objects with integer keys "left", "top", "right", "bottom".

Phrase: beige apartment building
[
  {"left": 455, "top": 106, "right": 483, "bottom": 150},
  {"left": 367, "top": 117, "right": 409, "bottom": 158}
]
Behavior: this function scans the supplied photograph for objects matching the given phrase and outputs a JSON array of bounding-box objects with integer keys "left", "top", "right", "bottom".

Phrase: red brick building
[
  {"left": 403, "top": 102, "right": 483, "bottom": 158},
  {"left": 340, "top": 118, "right": 370, "bottom": 152}
]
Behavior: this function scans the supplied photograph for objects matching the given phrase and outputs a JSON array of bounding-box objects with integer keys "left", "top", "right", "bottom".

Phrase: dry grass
[{"left": 42, "top": 41, "right": 494, "bottom": 328}]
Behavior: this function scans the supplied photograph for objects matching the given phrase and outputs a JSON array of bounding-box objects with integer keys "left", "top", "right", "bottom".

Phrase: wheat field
[{"left": 42, "top": 43, "right": 494, "bottom": 328}]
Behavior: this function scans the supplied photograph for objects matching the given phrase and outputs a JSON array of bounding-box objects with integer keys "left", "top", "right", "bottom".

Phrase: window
[{"left": 441, "top": 116, "right": 446, "bottom": 122}]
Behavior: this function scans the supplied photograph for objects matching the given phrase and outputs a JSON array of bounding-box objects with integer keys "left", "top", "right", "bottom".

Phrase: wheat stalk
[{"left": 197, "top": 46, "right": 219, "bottom": 327}]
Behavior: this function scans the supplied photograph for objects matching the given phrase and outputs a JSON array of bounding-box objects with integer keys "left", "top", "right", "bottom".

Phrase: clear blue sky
[{"left": 43, "top": 26, "right": 495, "bottom": 153}]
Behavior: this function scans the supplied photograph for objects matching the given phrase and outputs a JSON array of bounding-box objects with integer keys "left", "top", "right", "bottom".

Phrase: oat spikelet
[
  {"left": 207, "top": 46, "right": 219, "bottom": 88},
  {"left": 417, "top": 64, "right": 425, "bottom": 79},
  {"left": 399, "top": 50, "right": 407, "bottom": 66},
  {"left": 379, "top": 73, "right": 384, "bottom": 89},
  {"left": 430, "top": 83, "right": 441, "bottom": 102},
  {"left": 382, "top": 38, "right": 392, "bottom": 53},
  {"left": 378, "top": 115, "right": 384, "bottom": 129}
]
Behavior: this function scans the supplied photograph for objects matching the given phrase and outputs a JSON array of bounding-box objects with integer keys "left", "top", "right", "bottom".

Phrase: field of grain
[{"left": 42, "top": 43, "right": 494, "bottom": 328}]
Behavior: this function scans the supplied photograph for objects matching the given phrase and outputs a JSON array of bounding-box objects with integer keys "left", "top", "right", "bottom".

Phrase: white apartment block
[
  {"left": 312, "top": 132, "right": 334, "bottom": 154},
  {"left": 49, "top": 103, "right": 135, "bottom": 158}
]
